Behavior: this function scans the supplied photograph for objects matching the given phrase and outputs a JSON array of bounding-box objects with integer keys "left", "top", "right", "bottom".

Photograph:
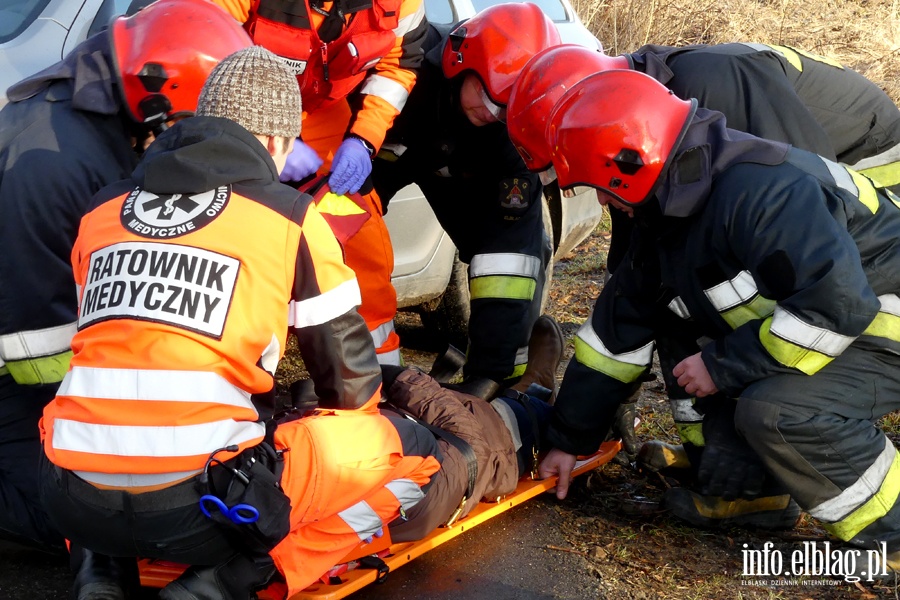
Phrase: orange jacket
[
  {"left": 41, "top": 117, "right": 382, "bottom": 483},
  {"left": 212, "top": 0, "right": 427, "bottom": 150}
]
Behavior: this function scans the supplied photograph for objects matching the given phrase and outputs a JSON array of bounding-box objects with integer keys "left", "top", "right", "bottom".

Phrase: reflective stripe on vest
[
  {"left": 702, "top": 270, "right": 776, "bottom": 329},
  {"left": 573, "top": 319, "right": 652, "bottom": 383},
  {"left": 469, "top": 253, "right": 541, "bottom": 302},
  {"left": 0, "top": 322, "right": 77, "bottom": 385},
  {"left": 339, "top": 478, "right": 425, "bottom": 540},
  {"left": 359, "top": 74, "right": 411, "bottom": 112},
  {"left": 289, "top": 278, "right": 362, "bottom": 328},
  {"left": 759, "top": 306, "right": 856, "bottom": 375},
  {"left": 811, "top": 438, "right": 900, "bottom": 541}
]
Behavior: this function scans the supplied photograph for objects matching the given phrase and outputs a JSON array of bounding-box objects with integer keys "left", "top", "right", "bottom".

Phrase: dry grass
[{"left": 571, "top": 0, "right": 900, "bottom": 103}]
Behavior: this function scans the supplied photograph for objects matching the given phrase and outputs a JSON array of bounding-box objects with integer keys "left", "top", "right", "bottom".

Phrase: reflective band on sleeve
[
  {"left": 370, "top": 320, "right": 396, "bottom": 348},
  {"left": 703, "top": 271, "right": 777, "bottom": 329},
  {"left": 59, "top": 366, "right": 255, "bottom": 410},
  {"left": 52, "top": 418, "right": 265, "bottom": 458},
  {"left": 0, "top": 322, "right": 77, "bottom": 361},
  {"left": 376, "top": 348, "right": 402, "bottom": 366},
  {"left": 289, "top": 278, "right": 362, "bottom": 328},
  {"left": 470, "top": 253, "right": 542, "bottom": 279},
  {"left": 863, "top": 294, "right": 900, "bottom": 343},
  {"left": 668, "top": 296, "right": 691, "bottom": 319},
  {"left": 573, "top": 322, "right": 652, "bottom": 383},
  {"left": 813, "top": 439, "right": 900, "bottom": 541},
  {"left": 470, "top": 276, "right": 536, "bottom": 301},
  {"left": 338, "top": 500, "right": 384, "bottom": 541},
  {"left": 384, "top": 478, "right": 425, "bottom": 514},
  {"left": 759, "top": 308, "right": 855, "bottom": 374},
  {"left": 6, "top": 352, "right": 73, "bottom": 385},
  {"left": 359, "top": 74, "right": 411, "bottom": 112},
  {"left": 393, "top": 2, "right": 425, "bottom": 36}
]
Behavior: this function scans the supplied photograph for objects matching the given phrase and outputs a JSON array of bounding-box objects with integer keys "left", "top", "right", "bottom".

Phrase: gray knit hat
[{"left": 196, "top": 45, "right": 301, "bottom": 139}]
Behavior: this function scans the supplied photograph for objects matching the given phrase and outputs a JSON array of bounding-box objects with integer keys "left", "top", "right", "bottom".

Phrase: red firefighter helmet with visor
[
  {"left": 110, "top": 0, "right": 253, "bottom": 129},
  {"left": 548, "top": 70, "right": 696, "bottom": 205}
]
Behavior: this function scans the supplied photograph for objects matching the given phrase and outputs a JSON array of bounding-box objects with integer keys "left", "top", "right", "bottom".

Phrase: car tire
[{"left": 419, "top": 251, "right": 470, "bottom": 350}]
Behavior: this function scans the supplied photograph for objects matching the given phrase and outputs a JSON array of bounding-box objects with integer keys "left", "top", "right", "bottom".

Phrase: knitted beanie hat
[{"left": 196, "top": 45, "right": 301, "bottom": 139}]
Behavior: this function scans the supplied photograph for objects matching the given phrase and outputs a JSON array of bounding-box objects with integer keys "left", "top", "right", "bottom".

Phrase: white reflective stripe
[
  {"left": 338, "top": 500, "right": 383, "bottom": 541},
  {"left": 809, "top": 437, "right": 895, "bottom": 522},
  {"left": 849, "top": 141, "right": 900, "bottom": 171},
  {"left": 769, "top": 306, "right": 856, "bottom": 357},
  {"left": 0, "top": 322, "right": 77, "bottom": 360},
  {"left": 669, "top": 398, "right": 703, "bottom": 423},
  {"left": 469, "top": 253, "right": 542, "bottom": 279},
  {"left": 822, "top": 157, "right": 858, "bottom": 198},
  {"left": 668, "top": 296, "right": 692, "bottom": 319},
  {"left": 393, "top": 1, "right": 425, "bottom": 36},
  {"left": 703, "top": 270, "right": 757, "bottom": 311},
  {"left": 74, "top": 469, "right": 200, "bottom": 488},
  {"left": 52, "top": 418, "right": 265, "bottom": 458},
  {"left": 260, "top": 334, "right": 281, "bottom": 375},
  {"left": 877, "top": 294, "right": 900, "bottom": 317},
  {"left": 376, "top": 348, "right": 402, "bottom": 366},
  {"left": 370, "top": 320, "right": 396, "bottom": 348},
  {"left": 359, "top": 74, "right": 410, "bottom": 112},
  {"left": 59, "top": 366, "right": 255, "bottom": 410},
  {"left": 289, "top": 278, "right": 361, "bottom": 328},
  {"left": 576, "top": 320, "right": 654, "bottom": 367},
  {"left": 384, "top": 478, "right": 425, "bottom": 513}
]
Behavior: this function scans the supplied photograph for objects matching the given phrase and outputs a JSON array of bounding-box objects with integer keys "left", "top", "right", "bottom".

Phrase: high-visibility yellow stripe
[
  {"left": 721, "top": 296, "right": 777, "bottom": 329},
  {"left": 573, "top": 337, "right": 647, "bottom": 383},
  {"left": 316, "top": 193, "right": 367, "bottom": 217},
  {"left": 676, "top": 422, "right": 705, "bottom": 447},
  {"left": 6, "top": 351, "right": 73, "bottom": 385},
  {"left": 824, "top": 448, "right": 900, "bottom": 541},
  {"left": 857, "top": 163, "right": 900, "bottom": 189},
  {"left": 470, "top": 276, "right": 536, "bottom": 301},
  {"left": 758, "top": 318, "right": 835, "bottom": 375}
]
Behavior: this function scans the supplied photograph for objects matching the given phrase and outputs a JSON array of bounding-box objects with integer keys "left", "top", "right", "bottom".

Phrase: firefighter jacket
[
  {"left": 628, "top": 43, "right": 900, "bottom": 189},
  {"left": 41, "top": 116, "right": 382, "bottom": 484},
  {"left": 372, "top": 24, "right": 546, "bottom": 381},
  {"left": 548, "top": 109, "right": 900, "bottom": 456},
  {"left": 0, "top": 32, "right": 139, "bottom": 386},
  {"left": 212, "top": 0, "right": 427, "bottom": 150}
]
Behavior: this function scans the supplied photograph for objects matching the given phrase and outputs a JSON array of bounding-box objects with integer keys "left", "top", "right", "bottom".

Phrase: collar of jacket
[
  {"left": 132, "top": 116, "right": 281, "bottom": 194},
  {"left": 654, "top": 108, "right": 790, "bottom": 218},
  {"left": 6, "top": 31, "right": 121, "bottom": 115}
]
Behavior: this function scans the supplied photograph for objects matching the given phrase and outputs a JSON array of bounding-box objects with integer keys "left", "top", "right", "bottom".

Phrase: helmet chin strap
[{"left": 479, "top": 88, "right": 505, "bottom": 122}]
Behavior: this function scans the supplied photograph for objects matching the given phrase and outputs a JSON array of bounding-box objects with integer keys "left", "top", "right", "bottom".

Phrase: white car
[{"left": 0, "top": 0, "right": 604, "bottom": 343}]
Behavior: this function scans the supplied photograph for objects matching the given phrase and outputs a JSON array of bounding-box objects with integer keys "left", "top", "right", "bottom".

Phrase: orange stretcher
[{"left": 138, "top": 440, "right": 621, "bottom": 600}]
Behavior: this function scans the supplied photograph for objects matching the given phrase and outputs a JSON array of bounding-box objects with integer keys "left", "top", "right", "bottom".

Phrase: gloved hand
[
  {"left": 279, "top": 139, "right": 323, "bottom": 183},
  {"left": 608, "top": 401, "right": 640, "bottom": 461},
  {"left": 697, "top": 399, "right": 767, "bottom": 501},
  {"left": 329, "top": 137, "right": 372, "bottom": 195}
]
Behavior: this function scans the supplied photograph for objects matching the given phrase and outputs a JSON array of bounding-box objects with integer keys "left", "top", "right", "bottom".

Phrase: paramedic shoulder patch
[
  {"left": 79, "top": 241, "right": 239, "bottom": 339},
  {"left": 121, "top": 186, "right": 230, "bottom": 238}
]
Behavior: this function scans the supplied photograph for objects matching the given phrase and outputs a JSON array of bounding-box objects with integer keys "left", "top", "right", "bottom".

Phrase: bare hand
[
  {"left": 538, "top": 448, "right": 578, "bottom": 500},
  {"left": 672, "top": 352, "right": 718, "bottom": 397}
]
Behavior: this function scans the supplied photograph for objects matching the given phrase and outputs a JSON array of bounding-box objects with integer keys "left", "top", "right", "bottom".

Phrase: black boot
[
  {"left": 442, "top": 376, "right": 501, "bottom": 401},
  {"left": 69, "top": 547, "right": 139, "bottom": 600},
  {"left": 158, "top": 553, "right": 276, "bottom": 600}
]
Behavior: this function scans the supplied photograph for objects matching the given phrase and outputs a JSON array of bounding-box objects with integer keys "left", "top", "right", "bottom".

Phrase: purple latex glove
[
  {"left": 329, "top": 137, "right": 372, "bottom": 195},
  {"left": 279, "top": 139, "right": 323, "bottom": 183}
]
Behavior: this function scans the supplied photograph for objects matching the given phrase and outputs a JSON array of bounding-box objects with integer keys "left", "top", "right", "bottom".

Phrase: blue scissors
[{"left": 199, "top": 494, "right": 260, "bottom": 525}]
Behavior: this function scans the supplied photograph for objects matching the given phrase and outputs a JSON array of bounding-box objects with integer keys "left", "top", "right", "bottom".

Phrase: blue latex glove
[
  {"left": 279, "top": 139, "right": 323, "bottom": 183},
  {"left": 329, "top": 137, "right": 372, "bottom": 195}
]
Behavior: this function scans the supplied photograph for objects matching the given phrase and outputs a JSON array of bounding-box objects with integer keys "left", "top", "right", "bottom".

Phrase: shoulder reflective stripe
[
  {"left": 384, "top": 478, "right": 425, "bottom": 513},
  {"left": 59, "top": 366, "right": 254, "bottom": 409},
  {"left": 668, "top": 296, "right": 691, "bottom": 319},
  {"left": 470, "top": 276, "right": 536, "bottom": 301},
  {"left": 574, "top": 324, "right": 652, "bottom": 383},
  {"left": 769, "top": 306, "right": 856, "bottom": 356},
  {"left": 359, "top": 74, "right": 410, "bottom": 112},
  {"left": 375, "top": 348, "right": 402, "bottom": 366},
  {"left": 6, "top": 352, "right": 73, "bottom": 385},
  {"left": 289, "top": 278, "right": 362, "bottom": 328},
  {"left": 74, "top": 469, "right": 200, "bottom": 488},
  {"left": 338, "top": 500, "right": 384, "bottom": 541},
  {"left": 370, "top": 320, "right": 396, "bottom": 348},
  {"left": 704, "top": 270, "right": 758, "bottom": 311},
  {"left": 847, "top": 168, "right": 880, "bottom": 214},
  {"left": 811, "top": 439, "right": 900, "bottom": 536},
  {"left": 862, "top": 294, "right": 900, "bottom": 342},
  {"left": 0, "top": 322, "right": 77, "bottom": 360},
  {"left": 51, "top": 418, "right": 265, "bottom": 458},
  {"left": 669, "top": 398, "right": 703, "bottom": 423},
  {"left": 393, "top": 1, "right": 425, "bottom": 36},
  {"left": 470, "top": 253, "right": 542, "bottom": 279}
]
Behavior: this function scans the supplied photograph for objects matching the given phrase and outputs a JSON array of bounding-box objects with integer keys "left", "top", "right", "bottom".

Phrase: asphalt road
[{"left": 0, "top": 494, "right": 598, "bottom": 600}]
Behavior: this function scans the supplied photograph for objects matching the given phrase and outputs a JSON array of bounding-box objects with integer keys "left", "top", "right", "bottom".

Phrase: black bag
[{"left": 198, "top": 443, "right": 292, "bottom": 554}]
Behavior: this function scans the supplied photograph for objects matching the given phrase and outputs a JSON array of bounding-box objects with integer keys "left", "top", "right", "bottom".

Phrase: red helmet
[
  {"left": 548, "top": 70, "right": 696, "bottom": 205},
  {"left": 111, "top": 0, "right": 252, "bottom": 128},
  {"left": 442, "top": 2, "right": 561, "bottom": 106},
  {"left": 507, "top": 45, "right": 629, "bottom": 171}
]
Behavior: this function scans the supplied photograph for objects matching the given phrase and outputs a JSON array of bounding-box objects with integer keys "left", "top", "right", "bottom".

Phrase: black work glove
[
  {"left": 697, "top": 398, "right": 766, "bottom": 501},
  {"left": 609, "top": 401, "right": 641, "bottom": 461}
]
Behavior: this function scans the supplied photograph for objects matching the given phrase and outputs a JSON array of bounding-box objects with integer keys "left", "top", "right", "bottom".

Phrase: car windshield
[
  {"left": 0, "top": 0, "right": 51, "bottom": 43},
  {"left": 471, "top": 0, "right": 567, "bottom": 21}
]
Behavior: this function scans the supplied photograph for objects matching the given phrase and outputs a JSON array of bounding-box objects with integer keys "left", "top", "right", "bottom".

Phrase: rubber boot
[
  {"left": 69, "top": 547, "right": 140, "bottom": 600},
  {"left": 664, "top": 487, "right": 801, "bottom": 531},
  {"left": 509, "top": 315, "right": 565, "bottom": 401},
  {"left": 637, "top": 441, "right": 692, "bottom": 472},
  {"left": 428, "top": 344, "right": 466, "bottom": 383},
  {"left": 158, "top": 553, "right": 276, "bottom": 600}
]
